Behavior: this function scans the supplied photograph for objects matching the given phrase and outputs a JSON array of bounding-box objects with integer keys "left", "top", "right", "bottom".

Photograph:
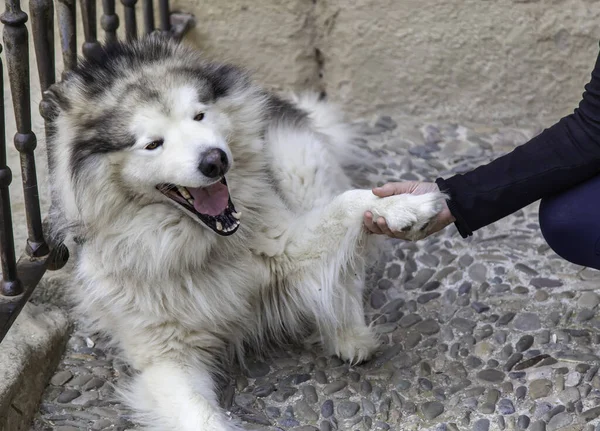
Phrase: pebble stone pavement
[{"left": 29, "top": 115, "right": 600, "bottom": 431}]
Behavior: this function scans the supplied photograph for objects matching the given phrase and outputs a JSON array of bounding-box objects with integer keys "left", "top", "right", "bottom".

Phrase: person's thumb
[{"left": 372, "top": 182, "right": 416, "bottom": 197}]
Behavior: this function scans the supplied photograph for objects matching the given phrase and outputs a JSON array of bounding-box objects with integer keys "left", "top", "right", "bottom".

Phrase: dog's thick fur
[{"left": 44, "top": 35, "right": 445, "bottom": 430}]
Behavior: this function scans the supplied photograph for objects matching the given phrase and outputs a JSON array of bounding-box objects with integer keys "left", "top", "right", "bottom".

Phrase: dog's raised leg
[
  {"left": 283, "top": 189, "right": 446, "bottom": 364},
  {"left": 126, "top": 360, "right": 241, "bottom": 431}
]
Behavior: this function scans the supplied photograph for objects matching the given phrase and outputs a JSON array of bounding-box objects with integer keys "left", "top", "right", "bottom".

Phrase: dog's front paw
[
  {"left": 369, "top": 191, "right": 446, "bottom": 240},
  {"left": 333, "top": 327, "right": 380, "bottom": 365}
]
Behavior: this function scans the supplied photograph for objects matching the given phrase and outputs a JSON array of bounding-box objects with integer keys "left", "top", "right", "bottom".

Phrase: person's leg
[{"left": 539, "top": 174, "right": 600, "bottom": 270}]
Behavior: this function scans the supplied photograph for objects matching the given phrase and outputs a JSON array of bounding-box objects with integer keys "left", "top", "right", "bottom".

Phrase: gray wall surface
[{"left": 178, "top": 0, "right": 600, "bottom": 126}]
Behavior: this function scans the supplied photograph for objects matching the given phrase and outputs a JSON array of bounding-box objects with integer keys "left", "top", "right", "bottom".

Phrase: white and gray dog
[{"left": 44, "top": 35, "right": 445, "bottom": 430}]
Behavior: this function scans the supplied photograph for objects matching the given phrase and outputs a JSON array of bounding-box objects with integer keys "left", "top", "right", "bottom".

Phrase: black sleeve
[{"left": 436, "top": 43, "right": 600, "bottom": 238}]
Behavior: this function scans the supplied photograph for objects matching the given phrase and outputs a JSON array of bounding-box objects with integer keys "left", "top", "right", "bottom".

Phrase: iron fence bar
[
  {"left": 101, "top": 0, "right": 119, "bottom": 44},
  {"left": 142, "top": 0, "right": 154, "bottom": 35},
  {"left": 31, "top": 0, "right": 70, "bottom": 274},
  {"left": 0, "top": 44, "right": 22, "bottom": 297},
  {"left": 56, "top": 0, "right": 77, "bottom": 73},
  {"left": 158, "top": 0, "right": 168, "bottom": 32},
  {"left": 30, "top": 0, "right": 55, "bottom": 92},
  {"left": 122, "top": 0, "right": 138, "bottom": 41},
  {"left": 1, "top": 0, "right": 50, "bottom": 259},
  {"left": 80, "top": 0, "right": 102, "bottom": 59}
]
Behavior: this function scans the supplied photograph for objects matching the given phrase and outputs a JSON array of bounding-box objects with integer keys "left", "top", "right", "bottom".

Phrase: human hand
[{"left": 363, "top": 181, "right": 455, "bottom": 240}]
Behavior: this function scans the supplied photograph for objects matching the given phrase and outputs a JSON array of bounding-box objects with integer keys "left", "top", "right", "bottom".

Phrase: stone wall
[{"left": 177, "top": 0, "right": 600, "bottom": 126}]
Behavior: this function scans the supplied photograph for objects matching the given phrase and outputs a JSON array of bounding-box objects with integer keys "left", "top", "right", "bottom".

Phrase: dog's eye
[
  {"left": 194, "top": 113, "right": 205, "bottom": 122},
  {"left": 145, "top": 139, "right": 164, "bottom": 150}
]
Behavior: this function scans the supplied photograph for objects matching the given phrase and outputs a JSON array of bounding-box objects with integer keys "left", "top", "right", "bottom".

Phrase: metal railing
[{"left": 0, "top": 0, "right": 193, "bottom": 342}]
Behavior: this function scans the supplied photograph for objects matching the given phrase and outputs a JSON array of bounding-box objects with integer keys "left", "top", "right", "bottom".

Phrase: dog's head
[{"left": 45, "top": 36, "right": 267, "bottom": 238}]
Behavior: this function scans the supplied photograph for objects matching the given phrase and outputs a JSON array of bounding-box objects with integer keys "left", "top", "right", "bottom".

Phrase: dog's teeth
[
  {"left": 232, "top": 211, "right": 241, "bottom": 220},
  {"left": 187, "top": 198, "right": 194, "bottom": 205},
  {"left": 177, "top": 186, "right": 192, "bottom": 200},
  {"left": 216, "top": 221, "right": 223, "bottom": 231}
]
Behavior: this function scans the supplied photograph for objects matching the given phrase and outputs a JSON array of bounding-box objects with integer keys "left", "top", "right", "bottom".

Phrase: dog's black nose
[{"left": 198, "top": 148, "right": 229, "bottom": 178}]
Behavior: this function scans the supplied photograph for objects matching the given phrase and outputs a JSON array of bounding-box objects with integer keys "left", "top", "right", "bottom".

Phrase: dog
[{"left": 43, "top": 34, "right": 446, "bottom": 430}]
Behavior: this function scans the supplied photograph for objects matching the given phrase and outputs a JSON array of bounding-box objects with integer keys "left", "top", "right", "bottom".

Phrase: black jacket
[{"left": 436, "top": 44, "right": 600, "bottom": 238}]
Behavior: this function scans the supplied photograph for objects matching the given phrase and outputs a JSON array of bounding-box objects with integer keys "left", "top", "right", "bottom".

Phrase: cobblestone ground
[{"left": 30, "top": 116, "right": 600, "bottom": 431}]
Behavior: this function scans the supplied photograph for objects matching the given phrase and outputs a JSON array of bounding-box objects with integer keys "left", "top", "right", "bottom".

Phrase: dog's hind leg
[{"left": 123, "top": 360, "right": 242, "bottom": 431}]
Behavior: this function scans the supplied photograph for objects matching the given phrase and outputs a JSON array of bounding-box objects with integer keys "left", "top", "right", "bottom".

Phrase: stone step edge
[{"left": 0, "top": 302, "right": 72, "bottom": 431}]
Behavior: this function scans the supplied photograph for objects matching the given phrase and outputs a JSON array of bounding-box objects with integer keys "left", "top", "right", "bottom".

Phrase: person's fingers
[
  {"left": 375, "top": 217, "right": 392, "bottom": 235},
  {"left": 363, "top": 212, "right": 377, "bottom": 233},
  {"left": 363, "top": 211, "right": 384, "bottom": 234},
  {"left": 366, "top": 211, "right": 443, "bottom": 241}
]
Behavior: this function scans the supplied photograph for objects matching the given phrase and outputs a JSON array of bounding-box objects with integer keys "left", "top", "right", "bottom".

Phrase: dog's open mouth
[{"left": 156, "top": 178, "right": 240, "bottom": 236}]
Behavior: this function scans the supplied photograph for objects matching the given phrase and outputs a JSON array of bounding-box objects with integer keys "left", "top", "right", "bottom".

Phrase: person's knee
[
  {"left": 539, "top": 177, "right": 600, "bottom": 269},
  {"left": 539, "top": 196, "right": 576, "bottom": 259}
]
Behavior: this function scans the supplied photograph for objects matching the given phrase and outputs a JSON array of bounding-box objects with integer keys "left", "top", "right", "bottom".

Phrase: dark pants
[{"left": 539, "top": 174, "right": 600, "bottom": 270}]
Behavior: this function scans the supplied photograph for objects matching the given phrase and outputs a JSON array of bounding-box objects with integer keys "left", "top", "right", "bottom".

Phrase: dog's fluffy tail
[{"left": 288, "top": 92, "right": 371, "bottom": 169}]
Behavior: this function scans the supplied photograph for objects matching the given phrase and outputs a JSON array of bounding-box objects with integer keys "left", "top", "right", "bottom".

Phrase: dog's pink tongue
[{"left": 188, "top": 182, "right": 229, "bottom": 216}]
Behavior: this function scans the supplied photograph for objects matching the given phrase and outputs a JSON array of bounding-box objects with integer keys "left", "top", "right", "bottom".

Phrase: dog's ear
[
  {"left": 205, "top": 63, "right": 251, "bottom": 99},
  {"left": 40, "top": 81, "right": 71, "bottom": 120}
]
